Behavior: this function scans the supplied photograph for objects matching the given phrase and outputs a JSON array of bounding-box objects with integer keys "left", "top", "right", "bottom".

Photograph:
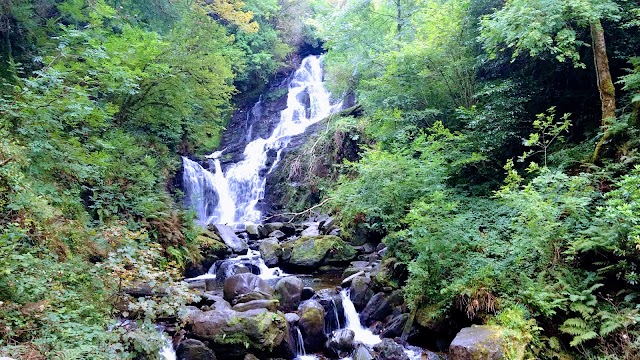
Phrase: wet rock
[
  {"left": 316, "top": 290, "right": 344, "bottom": 334},
  {"left": 286, "top": 235, "right": 356, "bottom": 268},
  {"left": 176, "top": 339, "right": 216, "bottom": 360},
  {"left": 280, "top": 223, "right": 297, "bottom": 236},
  {"left": 223, "top": 273, "right": 274, "bottom": 305},
  {"left": 373, "top": 339, "right": 409, "bottom": 360},
  {"left": 349, "top": 276, "right": 374, "bottom": 312},
  {"left": 326, "top": 329, "right": 355, "bottom": 355},
  {"left": 360, "top": 293, "right": 392, "bottom": 326},
  {"left": 352, "top": 344, "right": 374, "bottom": 360},
  {"left": 274, "top": 276, "right": 304, "bottom": 312},
  {"left": 285, "top": 313, "right": 300, "bottom": 325},
  {"left": 298, "top": 300, "right": 326, "bottom": 352},
  {"left": 232, "top": 299, "right": 279, "bottom": 312},
  {"left": 244, "top": 355, "right": 259, "bottom": 360},
  {"left": 188, "top": 308, "right": 290, "bottom": 358},
  {"left": 259, "top": 238, "right": 282, "bottom": 266},
  {"left": 449, "top": 325, "right": 515, "bottom": 360},
  {"left": 301, "top": 223, "right": 320, "bottom": 237},
  {"left": 210, "top": 224, "right": 248, "bottom": 254},
  {"left": 263, "top": 222, "right": 284, "bottom": 234},
  {"left": 301, "top": 287, "right": 315, "bottom": 301},
  {"left": 381, "top": 314, "right": 409, "bottom": 338},
  {"left": 246, "top": 224, "right": 267, "bottom": 240},
  {"left": 215, "top": 262, "right": 255, "bottom": 284},
  {"left": 268, "top": 230, "right": 287, "bottom": 240},
  {"left": 319, "top": 216, "right": 335, "bottom": 234}
]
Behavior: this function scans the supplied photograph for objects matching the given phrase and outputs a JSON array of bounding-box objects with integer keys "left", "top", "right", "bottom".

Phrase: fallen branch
[
  {"left": 0, "top": 158, "right": 13, "bottom": 167},
  {"left": 262, "top": 197, "right": 334, "bottom": 223}
]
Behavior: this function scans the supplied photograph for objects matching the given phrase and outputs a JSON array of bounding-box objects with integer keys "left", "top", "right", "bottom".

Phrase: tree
[{"left": 479, "top": 0, "right": 620, "bottom": 162}]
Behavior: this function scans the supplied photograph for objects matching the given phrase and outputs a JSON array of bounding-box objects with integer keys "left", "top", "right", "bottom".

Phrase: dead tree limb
[{"left": 262, "top": 197, "right": 335, "bottom": 223}]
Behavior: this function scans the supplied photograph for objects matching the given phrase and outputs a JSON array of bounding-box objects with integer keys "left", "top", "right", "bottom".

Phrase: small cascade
[
  {"left": 339, "top": 289, "right": 381, "bottom": 346},
  {"left": 294, "top": 326, "right": 307, "bottom": 356},
  {"left": 324, "top": 298, "right": 342, "bottom": 335},
  {"left": 184, "top": 249, "right": 286, "bottom": 282},
  {"left": 159, "top": 333, "right": 176, "bottom": 360},
  {"left": 181, "top": 55, "right": 342, "bottom": 225}
]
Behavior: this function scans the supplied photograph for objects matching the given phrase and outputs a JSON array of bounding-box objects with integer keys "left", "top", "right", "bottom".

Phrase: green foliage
[{"left": 519, "top": 107, "right": 572, "bottom": 168}]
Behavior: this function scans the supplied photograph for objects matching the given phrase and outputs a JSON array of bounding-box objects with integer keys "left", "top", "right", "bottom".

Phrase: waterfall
[
  {"left": 182, "top": 156, "right": 236, "bottom": 225},
  {"left": 339, "top": 289, "right": 382, "bottom": 346},
  {"left": 181, "top": 55, "right": 342, "bottom": 225},
  {"left": 159, "top": 334, "right": 176, "bottom": 360},
  {"left": 184, "top": 249, "right": 286, "bottom": 282},
  {"left": 294, "top": 326, "right": 307, "bottom": 356},
  {"left": 324, "top": 298, "right": 341, "bottom": 335}
]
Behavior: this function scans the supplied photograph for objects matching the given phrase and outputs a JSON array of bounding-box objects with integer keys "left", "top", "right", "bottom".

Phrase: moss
[
  {"left": 289, "top": 235, "right": 356, "bottom": 267},
  {"left": 197, "top": 235, "right": 229, "bottom": 256}
]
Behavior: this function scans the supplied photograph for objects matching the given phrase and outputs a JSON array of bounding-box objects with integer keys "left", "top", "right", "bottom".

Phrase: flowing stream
[{"left": 182, "top": 55, "right": 342, "bottom": 225}]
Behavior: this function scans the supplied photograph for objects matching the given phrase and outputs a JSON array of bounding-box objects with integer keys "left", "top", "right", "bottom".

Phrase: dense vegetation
[
  {"left": 310, "top": 0, "right": 640, "bottom": 358},
  {"left": 1, "top": 0, "right": 639, "bottom": 359},
  {"left": 0, "top": 0, "right": 317, "bottom": 358}
]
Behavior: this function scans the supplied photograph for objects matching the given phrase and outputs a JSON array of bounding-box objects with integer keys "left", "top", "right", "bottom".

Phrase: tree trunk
[{"left": 590, "top": 19, "right": 616, "bottom": 163}]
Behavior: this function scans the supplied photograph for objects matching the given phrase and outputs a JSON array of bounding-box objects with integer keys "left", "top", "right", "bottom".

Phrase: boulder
[
  {"left": 245, "top": 224, "right": 267, "bottom": 240},
  {"left": 268, "top": 230, "right": 287, "bottom": 240},
  {"left": 210, "top": 224, "right": 248, "bottom": 254},
  {"left": 341, "top": 271, "right": 365, "bottom": 288},
  {"left": 232, "top": 299, "right": 279, "bottom": 312},
  {"left": 352, "top": 344, "right": 374, "bottom": 360},
  {"left": 263, "top": 222, "right": 284, "bottom": 234},
  {"left": 301, "top": 287, "right": 315, "bottom": 301},
  {"left": 287, "top": 235, "right": 356, "bottom": 268},
  {"left": 449, "top": 325, "right": 516, "bottom": 360},
  {"left": 360, "top": 293, "right": 392, "bottom": 326},
  {"left": 326, "top": 329, "right": 355, "bottom": 355},
  {"left": 298, "top": 300, "right": 326, "bottom": 352},
  {"left": 215, "top": 262, "right": 254, "bottom": 284},
  {"left": 188, "top": 308, "right": 291, "bottom": 357},
  {"left": 176, "top": 339, "right": 216, "bottom": 360},
  {"left": 274, "top": 276, "right": 304, "bottom": 312},
  {"left": 223, "top": 273, "right": 274, "bottom": 305},
  {"left": 284, "top": 313, "right": 300, "bottom": 325},
  {"left": 301, "top": 223, "right": 320, "bottom": 237},
  {"left": 349, "top": 276, "right": 374, "bottom": 312},
  {"left": 373, "top": 339, "right": 409, "bottom": 360},
  {"left": 381, "top": 314, "right": 409, "bottom": 338},
  {"left": 259, "top": 238, "right": 282, "bottom": 267}
]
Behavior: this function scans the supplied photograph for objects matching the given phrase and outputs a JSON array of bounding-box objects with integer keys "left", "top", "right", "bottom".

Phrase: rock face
[
  {"left": 298, "top": 300, "right": 326, "bottom": 352},
  {"left": 449, "top": 325, "right": 510, "bottom": 360},
  {"left": 274, "top": 276, "right": 304, "bottom": 312},
  {"left": 188, "top": 308, "right": 291, "bottom": 358},
  {"left": 352, "top": 344, "right": 374, "bottom": 360},
  {"left": 259, "top": 238, "right": 282, "bottom": 266},
  {"left": 210, "top": 224, "right": 248, "bottom": 254},
  {"left": 286, "top": 235, "right": 356, "bottom": 268},
  {"left": 176, "top": 339, "right": 216, "bottom": 360},
  {"left": 223, "top": 273, "right": 274, "bottom": 305}
]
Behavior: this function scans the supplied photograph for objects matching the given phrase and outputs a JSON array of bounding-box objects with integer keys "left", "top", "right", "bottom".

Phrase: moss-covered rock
[
  {"left": 197, "top": 235, "right": 231, "bottom": 258},
  {"left": 286, "top": 235, "right": 356, "bottom": 268}
]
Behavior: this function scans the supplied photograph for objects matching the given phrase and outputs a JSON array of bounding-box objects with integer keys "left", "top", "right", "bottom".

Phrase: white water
[
  {"left": 159, "top": 334, "right": 176, "bottom": 360},
  {"left": 339, "top": 289, "right": 382, "bottom": 346},
  {"left": 184, "top": 249, "right": 287, "bottom": 282},
  {"left": 182, "top": 55, "right": 342, "bottom": 225}
]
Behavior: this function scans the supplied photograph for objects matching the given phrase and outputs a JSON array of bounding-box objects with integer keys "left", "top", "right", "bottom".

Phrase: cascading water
[
  {"left": 339, "top": 289, "right": 382, "bottom": 346},
  {"left": 181, "top": 55, "right": 342, "bottom": 225}
]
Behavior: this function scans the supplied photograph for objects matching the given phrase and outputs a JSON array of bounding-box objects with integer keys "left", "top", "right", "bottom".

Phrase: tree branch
[{"left": 262, "top": 197, "right": 335, "bottom": 223}]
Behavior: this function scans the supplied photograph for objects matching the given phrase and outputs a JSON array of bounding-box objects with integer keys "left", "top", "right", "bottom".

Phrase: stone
[
  {"left": 301, "top": 223, "right": 320, "bottom": 237},
  {"left": 210, "top": 224, "right": 248, "bottom": 254},
  {"left": 319, "top": 216, "right": 336, "bottom": 234},
  {"left": 349, "top": 276, "right": 374, "bottom": 312},
  {"left": 360, "top": 293, "right": 392, "bottom": 326},
  {"left": 223, "top": 273, "right": 274, "bottom": 305},
  {"left": 215, "top": 262, "right": 253, "bottom": 284},
  {"left": 372, "top": 339, "right": 409, "bottom": 360},
  {"left": 246, "top": 224, "right": 267, "bottom": 240},
  {"left": 263, "top": 222, "right": 284, "bottom": 234},
  {"left": 176, "top": 339, "right": 216, "bottom": 360},
  {"left": 274, "top": 276, "right": 304, "bottom": 312},
  {"left": 232, "top": 299, "right": 279, "bottom": 312},
  {"left": 352, "top": 344, "right": 374, "bottom": 360},
  {"left": 268, "top": 230, "right": 287, "bottom": 240},
  {"left": 449, "top": 325, "right": 516, "bottom": 360},
  {"left": 284, "top": 313, "right": 300, "bottom": 324},
  {"left": 244, "top": 355, "right": 259, "bottom": 360},
  {"left": 280, "top": 223, "right": 297, "bottom": 236},
  {"left": 301, "top": 287, "right": 315, "bottom": 301},
  {"left": 326, "top": 329, "right": 356, "bottom": 355},
  {"left": 298, "top": 300, "right": 326, "bottom": 352},
  {"left": 287, "top": 235, "right": 357, "bottom": 268},
  {"left": 381, "top": 314, "right": 409, "bottom": 338},
  {"left": 188, "top": 308, "right": 291, "bottom": 357},
  {"left": 259, "top": 238, "right": 283, "bottom": 267}
]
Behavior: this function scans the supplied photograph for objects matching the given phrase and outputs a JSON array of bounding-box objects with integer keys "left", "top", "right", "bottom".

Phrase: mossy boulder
[
  {"left": 259, "top": 238, "right": 282, "bottom": 266},
  {"left": 286, "top": 235, "right": 356, "bottom": 268},
  {"left": 188, "top": 308, "right": 292, "bottom": 358},
  {"left": 449, "top": 325, "right": 524, "bottom": 360},
  {"left": 298, "top": 300, "right": 326, "bottom": 352},
  {"left": 197, "top": 235, "right": 231, "bottom": 258}
]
